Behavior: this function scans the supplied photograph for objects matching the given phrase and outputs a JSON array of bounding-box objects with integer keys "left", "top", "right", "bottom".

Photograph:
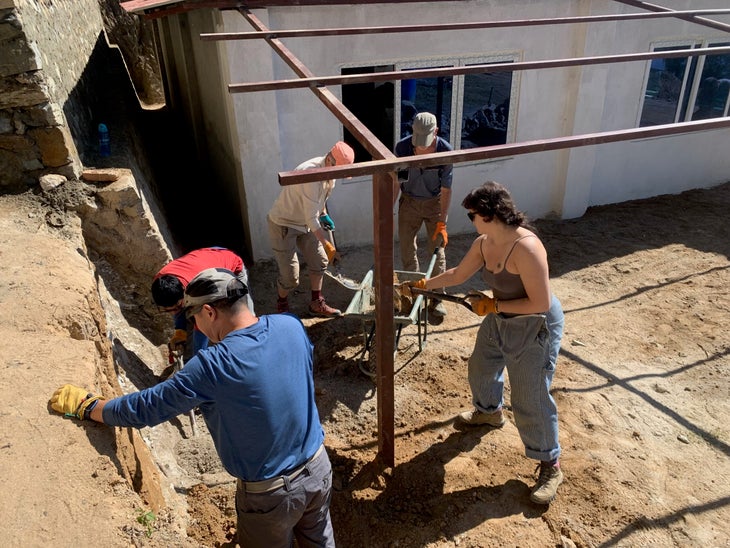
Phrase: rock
[
  {"left": 81, "top": 168, "right": 122, "bottom": 183},
  {"left": 39, "top": 173, "right": 66, "bottom": 191}
]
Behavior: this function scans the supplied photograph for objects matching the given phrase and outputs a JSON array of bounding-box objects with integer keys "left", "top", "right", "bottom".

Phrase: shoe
[
  {"left": 309, "top": 297, "right": 342, "bottom": 317},
  {"left": 530, "top": 461, "right": 564, "bottom": 504},
  {"left": 276, "top": 298, "right": 289, "bottom": 313},
  {"left": 457, "top": 408, "right": 505, "bottom": 427},
  {"left": 430, "top": 300, "right": 447, "bottom": 317}
]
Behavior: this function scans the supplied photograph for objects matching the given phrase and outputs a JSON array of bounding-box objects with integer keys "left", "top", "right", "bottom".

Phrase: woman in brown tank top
[{"left": 405, "top": 181, "right": 566, "bottom": 505}]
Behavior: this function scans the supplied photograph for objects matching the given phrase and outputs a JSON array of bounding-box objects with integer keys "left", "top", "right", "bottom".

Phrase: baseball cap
[
  {"left": 411, "top": 112, "right": 437, "bottom": 147},
  {"left": 183, "top": 268, "right": 248, "bottom": 318},
  {"left": 329, "top": 141, "right": 355, "bottom": 165}
]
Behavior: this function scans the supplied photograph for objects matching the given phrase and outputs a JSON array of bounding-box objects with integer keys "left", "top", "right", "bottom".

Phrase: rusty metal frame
[
  {"left": 123, "top": 0, "right": 730, "bottom": 468},
  {"left": 226, "top": 45, "right": 730, "bottom": 93},
  {"left": 201, "top": 9, "right": 730, "bottom": 41}
]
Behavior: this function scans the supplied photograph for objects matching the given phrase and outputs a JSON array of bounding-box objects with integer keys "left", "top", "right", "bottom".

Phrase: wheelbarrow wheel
[{"left": 358, "top": 333, "right": 377, "bottom": 379}]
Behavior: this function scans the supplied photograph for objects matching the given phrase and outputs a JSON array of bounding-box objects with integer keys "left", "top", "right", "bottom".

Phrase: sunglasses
[{"left": 467, "top": 211, "right": 477, "bottom": 221}]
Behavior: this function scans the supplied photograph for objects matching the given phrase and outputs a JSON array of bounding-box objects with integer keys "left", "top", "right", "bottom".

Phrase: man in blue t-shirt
[
  {"left": 50, "top": 268, "right": 335, "bottom": 547},
  {"left": 394, "top": 112, "right": 453, "bottom": 317}
]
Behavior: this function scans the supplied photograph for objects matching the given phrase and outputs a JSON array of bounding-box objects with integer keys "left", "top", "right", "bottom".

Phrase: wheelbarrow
[{"left": 344, "top": 250, "right": 438, "bottom": 378}]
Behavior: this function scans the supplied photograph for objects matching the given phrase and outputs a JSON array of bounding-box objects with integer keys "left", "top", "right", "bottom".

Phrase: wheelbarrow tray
[
  {"left": 343, "top": 250, "right": 439, "bottom": 377},
  {"left": 344, "top": 269, "right": 426, "bottom": 326}
]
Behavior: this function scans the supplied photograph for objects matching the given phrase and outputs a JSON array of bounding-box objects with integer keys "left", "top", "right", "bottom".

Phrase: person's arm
[
  {"left": 424, "top": 236, "right": 485, "bottom": 290},
  {"left": 50, "top": 361, "right": 209, "bottom": 428},
  {"left": 393, "top": 139, "right": 409, "bottom": 207},
  {"left": 300, "top": 181, "right": 332, "bottom": 243},
  {"left": 89, "top": 399, "right": 108, "bottom": 423},
  {"left": 498, "top": 237, "right": 552, "bottom": 315},
  {"left": 439, "top": 187, "right": 452, "bottom": 223},
  {"left": 393, "top": 175, "right": 401, "bottom": 207}
]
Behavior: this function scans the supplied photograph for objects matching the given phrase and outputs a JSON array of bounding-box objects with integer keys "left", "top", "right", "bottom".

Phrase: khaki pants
[
  {"left": 398, "top": 194, "right": 446, "bottom": 276},
  {"left": 267, "top": 216, "right": 327, "bottom": 293}
]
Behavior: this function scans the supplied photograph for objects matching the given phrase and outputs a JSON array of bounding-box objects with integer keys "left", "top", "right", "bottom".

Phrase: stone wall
[{"left": 0, "top": 0, "right": 105, "bottom": 189}]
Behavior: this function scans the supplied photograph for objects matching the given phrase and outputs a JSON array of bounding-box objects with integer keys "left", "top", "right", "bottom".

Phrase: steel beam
[
  {"left": 278, "top": 117, "right": 730, "bottom": 185},
  {"left": 201, "top": 10, "right": 730, "bottom": 42},
  {"left": 612, "top": 0, "right": 730, "bottom": 34},
  {"left": 229, "top": 45, "right": 730, "bottom": 94},
  {"left": 237, "top": 8, "right": 398, "bottom": 467}
]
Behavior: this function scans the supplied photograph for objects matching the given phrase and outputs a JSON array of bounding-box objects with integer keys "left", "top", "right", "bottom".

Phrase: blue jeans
[
  {"left": 467, "top": 295, "right": 564, "bottom": 462},
  {"left": 236, "top": 445, "right": 335, "bottom": 548}
]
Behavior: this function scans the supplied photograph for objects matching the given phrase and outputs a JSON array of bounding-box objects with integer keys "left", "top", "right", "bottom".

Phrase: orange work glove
[
  {"left": 465, "top": 291, "right": 498, "bottom": 316},
  {"left": 323, "top": 240, "right": 337, "bottom": 263},
  {"left": 432, "top": 221, "right": 448, "bottom": 247},
  {"left": 169, "top": 329, "right": 187, "bottom": 349},
  {"left": 399, "top": 278, "right": 426, "bottom": 299}
]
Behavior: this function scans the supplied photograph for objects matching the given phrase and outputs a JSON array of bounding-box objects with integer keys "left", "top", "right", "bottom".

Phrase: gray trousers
[{"left": 235, "top": 445, "right": 336, "bottom": 548}]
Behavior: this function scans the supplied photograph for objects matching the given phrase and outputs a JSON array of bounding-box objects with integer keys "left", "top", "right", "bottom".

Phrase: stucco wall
[{"left": 210, "top": 0, "right": 730, "bottom": 261}]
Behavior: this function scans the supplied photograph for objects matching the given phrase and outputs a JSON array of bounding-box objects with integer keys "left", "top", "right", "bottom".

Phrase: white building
[{"left": 130, "top": 0, "right": 730, "bottom": 261}]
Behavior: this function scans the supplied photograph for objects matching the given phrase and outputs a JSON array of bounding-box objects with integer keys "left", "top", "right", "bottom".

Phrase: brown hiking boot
[
  {"left": 309, "top": 297, "right": 342, "bottom": 317},
  {"left": 530, "top": 461, "right": 564, "bottom": 504},
  {"left": 276, "top": 298, "right": 289, "bottom": 313},
  {"left": 457, "top": 408, "right": 505, "bottom": 427}
]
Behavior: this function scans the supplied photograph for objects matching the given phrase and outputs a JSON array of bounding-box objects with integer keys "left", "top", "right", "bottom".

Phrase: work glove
[
  {"left": 398, "top": 278, "right": 426, "bottom": 299},
  {"left": 432, "top": 221, "right": 448, "bottom": 247},
  {"left": 169, "top": 329, "right": 187, "bottom": 349},
  {"left": 465, "top": 291, "right": 498, "bottom": 316},
  {"left": 50, "top": 384, "right": 103, "bottom": 420},
  {"left": 323, "top": 240, "right": 337, "bottom": 263},
  {"left": 319, "top": 213, "right": 335, "bottom": 231}
]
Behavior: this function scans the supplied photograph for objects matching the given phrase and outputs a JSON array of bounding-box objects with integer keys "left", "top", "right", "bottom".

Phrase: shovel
[
  {"left": 324, "top": 228, "right": 363, "bottom": 291},
  {"left": 169, "top": 346, "right": 198, "bottom": 437}
]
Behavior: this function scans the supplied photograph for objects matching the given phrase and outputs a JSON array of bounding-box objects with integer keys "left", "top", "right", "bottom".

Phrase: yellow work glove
[
  {"left": 466, "top": 291, "right": 498, "bottom": 316},
  {"left": 169, "top": 329, "right": 187, "bottom": 349},
  {"left": 432, "top": 221, "right": 448, "bottom": 247},
  {"left": 50, "top": 384, "right": 103, "bottom": 420},
  {"left": 323, "top": 240, "right": 337, "bottom": 264},
  {"left": 399, "top": 278, "right": 426, "bottom": 299}
]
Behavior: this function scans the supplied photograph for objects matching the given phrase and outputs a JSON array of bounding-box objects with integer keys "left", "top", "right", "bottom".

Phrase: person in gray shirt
[{"left": 393, "top": 112, "right": 453, "bottom": 317}]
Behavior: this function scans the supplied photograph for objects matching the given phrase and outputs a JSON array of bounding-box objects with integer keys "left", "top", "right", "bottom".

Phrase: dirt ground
[{"left": 0, "top": 180, "right": 728, "bottom": 547}]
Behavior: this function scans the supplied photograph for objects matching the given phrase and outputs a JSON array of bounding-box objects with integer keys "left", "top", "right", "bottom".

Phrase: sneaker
[
  {"left": 276, "top": 298, "right": 289, "bottom": 313},
  {"left": 457, "top": 408, "right": 505, "bottom": 427},
  {"left": 430, "top": 300, "right": 447, "bottom": 317},
  {"left": 309, "top": 297, "right": 342, "bottom": 317},
  {"left": 530, "top": 461, "right": 564, "bottom": 505}
]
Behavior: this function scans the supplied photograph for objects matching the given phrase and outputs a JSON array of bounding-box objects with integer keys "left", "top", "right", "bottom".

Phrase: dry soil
[{"left": 0, "top": 181, "right": 728, "bottom": 547}]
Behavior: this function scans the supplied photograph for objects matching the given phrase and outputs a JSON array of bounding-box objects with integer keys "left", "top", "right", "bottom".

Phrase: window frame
[
  {"left": 637, "top": 38, "right": 730, "bottom": 127},
  {"left": 339, "top": 51, "right": 521, "bottom": 166},
  {"left": 395, "top": 53, "right": 521, "bottom": 151}
]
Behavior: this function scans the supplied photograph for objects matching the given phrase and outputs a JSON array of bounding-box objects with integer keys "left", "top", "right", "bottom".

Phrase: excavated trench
[{"left": 47, "top": 170, "right": 233, "bottom": 535}]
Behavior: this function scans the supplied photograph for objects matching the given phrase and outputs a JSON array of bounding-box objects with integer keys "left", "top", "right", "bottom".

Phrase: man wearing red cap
[{"left": 267, "top": 141, "right": 355, "bottom": 317}]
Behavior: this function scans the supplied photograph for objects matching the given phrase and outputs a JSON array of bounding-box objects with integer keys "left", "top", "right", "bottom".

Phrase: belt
[
  {"left": 400, "top": 189, "right": 440, "bottom": 201},
  {"left": 238, "top": 444, "right": 325, "bottom": 494}
]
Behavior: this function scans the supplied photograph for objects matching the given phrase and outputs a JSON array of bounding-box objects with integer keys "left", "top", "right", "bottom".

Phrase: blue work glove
[{"left": 319, "top": 214, "right": 335, "bottom": 231}]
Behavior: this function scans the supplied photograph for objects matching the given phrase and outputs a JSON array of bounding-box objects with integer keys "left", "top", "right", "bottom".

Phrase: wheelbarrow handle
[{"left": 409, "top": 287, "right": 474, "bottom": 311}]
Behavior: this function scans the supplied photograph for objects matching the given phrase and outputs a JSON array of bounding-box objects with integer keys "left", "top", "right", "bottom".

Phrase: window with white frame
[
  {"left": 342, "top": 54, "right": 519, "bottom": 162},
  {"left": 639, "top": 40, "right": 730, "bottom": 127}
]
